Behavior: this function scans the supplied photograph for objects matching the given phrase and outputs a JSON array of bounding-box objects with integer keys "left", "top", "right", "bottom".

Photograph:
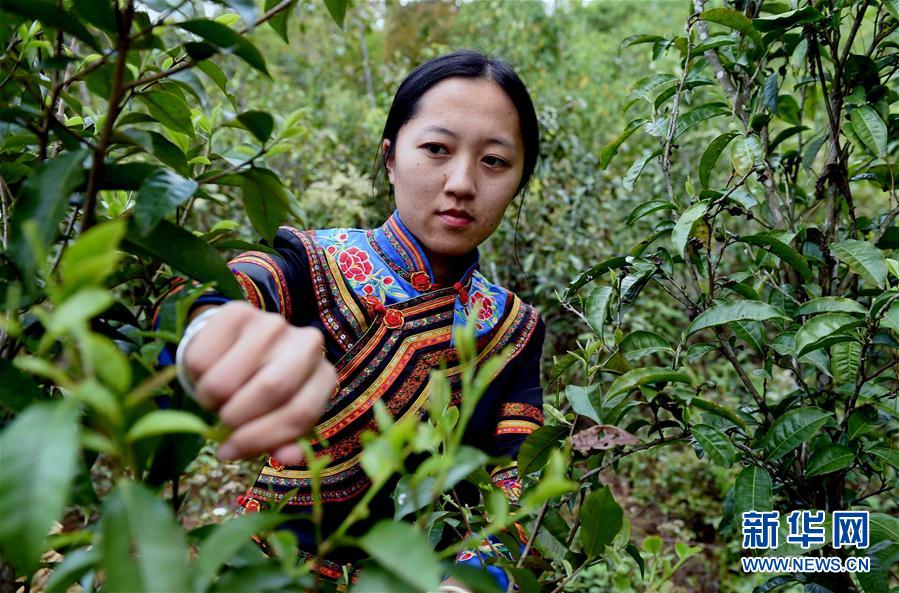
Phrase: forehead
[{"left": 404, "top": 78, "right": 523, "bottom": 150}]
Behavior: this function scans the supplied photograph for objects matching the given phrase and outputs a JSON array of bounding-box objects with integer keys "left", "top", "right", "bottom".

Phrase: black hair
[{"left": 373, "top": 49, "right": 540, "bottom": 197}]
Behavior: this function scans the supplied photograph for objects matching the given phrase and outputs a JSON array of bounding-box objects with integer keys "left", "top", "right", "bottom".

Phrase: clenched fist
[{"left": 181, "top": 301, "right": 336, "bottom": 463}]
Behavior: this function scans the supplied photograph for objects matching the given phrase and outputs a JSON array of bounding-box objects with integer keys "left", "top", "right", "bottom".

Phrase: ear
[{"left": 381, "top": 139, "right": 395, "bottom": 184}]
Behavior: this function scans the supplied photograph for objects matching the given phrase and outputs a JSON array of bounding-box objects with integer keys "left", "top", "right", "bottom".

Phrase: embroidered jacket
[{"left": 165, "top": 210, "right": 545, "bottom": 584}]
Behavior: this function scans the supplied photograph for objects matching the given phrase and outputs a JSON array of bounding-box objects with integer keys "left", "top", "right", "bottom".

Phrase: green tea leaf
[
  {"left": 738, "top": 234, "right": 812, "bottom": 281},
  {"left": 100, "top": 481, "right": 190, "bottom": 592},
  {"left": 701, "top": 7, "right": 761, "bottom": 43},
  {"left": 599, "top": 118, "right": 646, "bottom": 170},
  {"left": 194, "top": 512, "right": 287, "bottom": 591},
  {"left": 0, "top": 402, "right": 79, "bottom": 573},
  {"left": 565, "top": 384, "right": 601, "bottom": 424},
  {"left": 868, "top": 446, "right": 899, "bottom": 471},
  {"left": 126, "top": 410, "right": 211, "bottom": 443},
  {"left": 805, "top": 443, "right": 854, "bottom": 476},
  {"left": 830, "top": 340, "right": 861, "bottom": 386},
  {"left": 135, "top": 168, "right": 198, "bottom": 234},
  {"left": 9, "top": 149, "right": 88, "bottom": 284},
  {"left": 832, "top": 240, "right": 887, "bottom": 289},
  {"left": 623, "top": 150, "right": 660, "bottom": 191},
  {"left": 357, "top": 521, "right": 441, "bottom": 592},
  {"left": 178, "top": 20, "right": 268, "bottom": 75},
  {"left": 137, "top": 90, "right": 194, "bottom": 137},
  {"left": 619, "top": 330, "right": 673, "bottom": 360},
  {"left": 586, "top": 285, "right": 612, "bottom": 337},
  {"left": 795, "top": 297, "right": 866, "bottom": 316},
  {"left": 734, "top": 466, "right": 772, "bottom": 514},
  {"left": 220, "top": 0, "right": 258, "bottom": 26},
  {"left": 236, "top": 110, "right": 274, "bottom": 144},
  {"left": 795, "top": 313, "right": 862, "bottom": 356},
  {"left": 2, "top": 0, "right": 100, "bottom": 49},
  {"left": 625, "top": 200, "right": 676, "bottom": 226},
  {"left": 59, "top": 219, "right": 126, "bottom": 295},
  {"left": 671, "top": 200, "right": 709, "bottom": 257},
  {"left": 240, "top": 168, "right": 290, "bottom": 245},
  {"left": 518, "top": 425, "right": 568, "bottom": 475},
  {"left": 605, "top": 367, "right": 692, "bottom": 400},
  {"left": 730, "top": 134, "right": 764, "bottom": 175},
  {"left": 850, "top": 105, "right": 888, "bottom": 158},
  {"left": 762, "top": 407, "right": 833, "bottom": 460},
  {"left": 692, "top": 424, "right": 736, "bottom": 467},
  {"left": 687, "top": 301, "right": 788, "bottom": 335},
  {"left": 580, "top": 486, "right": 623, "bottom": 557},
  {"left": 753, "top": 6, "right": 824, "bottom": 32},
  {"left": 122, "top": 219, "right": 243, "bottom": 300},
  {"left": 699, "top": 131, "right": 739, "bottom": 187},
  {"left": 565, "top": 257, "right": 628, "bottom": 297},
  {"left": 323, "top": 0, "right": 349, "bottom": 29}
]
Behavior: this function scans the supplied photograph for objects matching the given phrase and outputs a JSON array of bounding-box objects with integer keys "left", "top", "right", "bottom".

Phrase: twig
[
  {"left": 714, "top": 327, "right": 770, "bottom": 418},
  {"left": 579, "top": 433, "right": 687, "bottom": 483},
  {"left": 660, "top": 18, "right": 695, "bottom": 202},
  {"left": 124, "top": 0, "right": 296, "bottom": 91},
  {"left": 82, "top": 1, "right": 135, "bottom": 231}
]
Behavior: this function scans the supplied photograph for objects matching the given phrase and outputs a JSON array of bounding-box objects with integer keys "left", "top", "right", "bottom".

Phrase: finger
[
  {"left": 182, "top": 303, "right": 252, "bottom": 381},
  {"left": 218, "top": 361, "right": 336, "bottom": 460},
  {"left": 270, "top": 442, "right": 305, "bottom": 466},
  {"left": 217, "top": 327, "right": 325, "bottom": 427},
  {"left": 194, "top": 312, "right": 287, "bottom": 411}
]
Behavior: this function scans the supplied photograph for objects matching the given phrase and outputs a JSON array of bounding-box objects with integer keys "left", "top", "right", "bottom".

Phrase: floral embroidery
[
  {"left": 338, "top": 246, "right": 373, "bottom": 282},
  {"left": 455, "top": 272, "right": 504, "bottom": 333},
  {"left": 470, "top": 290, "right": 495, "bottom": 322}
]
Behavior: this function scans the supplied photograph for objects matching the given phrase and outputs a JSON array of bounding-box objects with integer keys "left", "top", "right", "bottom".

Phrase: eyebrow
[{"left": 422, "top": 125, "right": 517, "bottom": 152}]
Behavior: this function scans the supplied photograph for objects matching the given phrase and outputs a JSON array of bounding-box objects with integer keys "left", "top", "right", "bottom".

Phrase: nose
[{"left": 443, "top": 155, "right": 476, "bottom": 200}]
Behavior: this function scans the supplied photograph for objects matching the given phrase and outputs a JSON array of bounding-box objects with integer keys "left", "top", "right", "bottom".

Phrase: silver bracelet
[{"left": 175, "top": 307, "right": 223, "bottom": 398}]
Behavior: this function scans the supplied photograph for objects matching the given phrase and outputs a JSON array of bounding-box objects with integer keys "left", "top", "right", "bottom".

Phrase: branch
[
  {"left": 124, "top": 0, "right": 296, "bottom": 91},
  {"left": 714, "top": 326, "right": 770, "bottom": 418},
  {"left": 81, "top": 1, "right": 134, "bottom": 231},
  {"left": 692, "top": 0, "right": 740, "bottom": 115},
  {"left": 660, "top": 19, "right": 696, "bottom": 202},
  {"left": 839, "top": 0, "right": 870, "bottom": 71}
]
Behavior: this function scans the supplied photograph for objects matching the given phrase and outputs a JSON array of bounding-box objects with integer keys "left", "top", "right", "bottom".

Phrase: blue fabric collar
[{"left": 372, "top": 209, "right": 480, "bottom": 288}]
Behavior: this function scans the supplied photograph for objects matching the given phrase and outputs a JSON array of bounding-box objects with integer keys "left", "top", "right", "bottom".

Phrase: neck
[{"left": 423, "top": 245, "right": 472, "bottom": 286}]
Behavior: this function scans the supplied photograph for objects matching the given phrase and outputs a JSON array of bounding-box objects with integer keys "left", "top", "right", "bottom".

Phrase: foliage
[
  {"left": 0, "top": 2, "right": 640, "bottom": 592},
  {"left": 1, "top": 0, "right": 897, "bottom": 592},
  {"left": 563, "top": 0, "right": 899, "bottom": 591}
]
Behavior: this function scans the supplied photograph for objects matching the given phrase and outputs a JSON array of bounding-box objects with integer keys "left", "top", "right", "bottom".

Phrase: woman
[{"left": 171, "top": 49, "right": 544, "bottom": 591}]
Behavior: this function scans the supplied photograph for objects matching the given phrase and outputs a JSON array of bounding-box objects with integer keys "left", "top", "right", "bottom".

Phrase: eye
[
  {"left": 483, "top": 155, "right": 510, "bottom": 168},
  {"left": 423, "top": 143, "right": 448, "bottom": 155}
]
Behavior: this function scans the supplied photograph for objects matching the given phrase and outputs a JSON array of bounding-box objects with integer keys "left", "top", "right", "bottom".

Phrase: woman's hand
[{"left": 181, "top": 301, "right": 336, "bottom": 463}]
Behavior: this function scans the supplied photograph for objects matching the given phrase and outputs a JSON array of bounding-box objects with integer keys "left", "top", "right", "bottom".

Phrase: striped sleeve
[{"left": 153, "top": 226, "right": 316, "bottom": 367}]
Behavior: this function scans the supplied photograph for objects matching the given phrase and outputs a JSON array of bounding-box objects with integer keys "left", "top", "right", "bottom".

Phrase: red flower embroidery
[
  {"left": 383, "top": 276, "right": 393, "bottom": 285},
  {"left": 337, "top": 232, "right": 348, "bottom": 241},
  {"left": 327, "top": 245, "right": 337, "bottom": 255},
  {"left": 470, "top": 291, "right": 494, "bottom": 321},
  {"left": 363, "top": 284, "right": 374, "bottom": 295},
  {"left": 338, "top": 246, "right": 373, "bottom": 282}
]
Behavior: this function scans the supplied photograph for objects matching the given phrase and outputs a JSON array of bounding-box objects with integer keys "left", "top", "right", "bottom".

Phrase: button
[
  {"left": 410, "top": 271, "right": 432, "bottom": 291},
  {"left": 383, "top": 308, "right": 404, "bottom": 329}
]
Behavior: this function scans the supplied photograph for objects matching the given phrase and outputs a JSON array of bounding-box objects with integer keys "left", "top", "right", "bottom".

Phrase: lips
[{"left": 438, "top": 209, "right": 474, "bottom": 221}]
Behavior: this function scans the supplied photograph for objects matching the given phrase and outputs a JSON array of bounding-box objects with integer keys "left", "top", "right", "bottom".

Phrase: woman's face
[{"left": 382, "top": 77, "right": 525, "bottom": 264}]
